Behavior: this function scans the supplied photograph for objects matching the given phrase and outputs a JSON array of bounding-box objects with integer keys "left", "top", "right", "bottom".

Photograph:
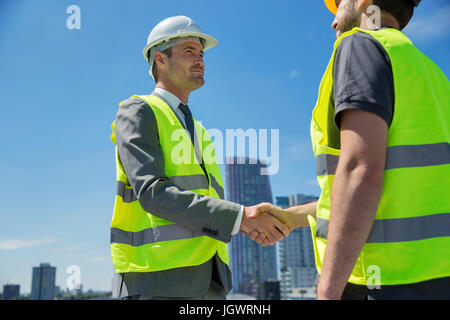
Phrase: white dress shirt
[{"left": 153, "top": 88, "right": 244, "bottom": 235}]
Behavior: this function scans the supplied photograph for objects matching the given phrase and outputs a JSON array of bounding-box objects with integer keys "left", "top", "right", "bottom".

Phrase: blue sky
[{"left": 0, "top": 0, "right": 449, "bottom": 293}]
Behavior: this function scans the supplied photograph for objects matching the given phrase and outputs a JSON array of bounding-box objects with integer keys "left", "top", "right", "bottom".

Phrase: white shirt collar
[{"left": 153, "top": 87, "right": 183, "bottom": 113}]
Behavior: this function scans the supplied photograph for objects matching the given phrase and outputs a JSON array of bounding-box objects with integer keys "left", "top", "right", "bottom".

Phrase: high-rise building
[
  {"left": 274, "top": 196, "right": 289, "bottom": 209},
  {"left": 226, "top": 157, "right": 277, "bottom": 294},
  {"left": 75, "top": 284, "right": 83, "bottom": 295},
  {"left": 30, "top": 263, "right": 56, "bottom": 300},
  {"left": 276, "top": 194, "right": 318, "bottom": 290},
  {"left": 240, "top": 280, "right": 281, "bottom": 300},
  {"left": 278, "top": 266, "right": 292, "bottom": 300},
  {"left": 275, "top": 196, "right": 291, "bottom": 300},
  {"left": 3, "top": 284, "right": 20, "bottom": 300}
]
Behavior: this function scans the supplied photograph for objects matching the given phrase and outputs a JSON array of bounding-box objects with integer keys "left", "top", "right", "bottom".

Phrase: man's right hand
[{"left": 240, "top": 203, "right": 290, "bottom": 246}]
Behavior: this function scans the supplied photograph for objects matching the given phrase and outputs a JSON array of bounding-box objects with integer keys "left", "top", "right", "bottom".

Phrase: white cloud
[
  {"left": 49, "top": 246, "right": 80, "bottom": 252},
  {"left": 0, "top": 238, "right": 56, "bottom": 250},
  {"left": 404, "top": 4, "right": 450, "bottom": 42},
  {"left": 289, "top": 69, "right": 300, "bottom": 78}
]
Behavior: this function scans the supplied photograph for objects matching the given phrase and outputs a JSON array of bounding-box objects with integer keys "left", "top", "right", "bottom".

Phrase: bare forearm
[
  {"left": 316, "top": 108, "right": 388, "bottom": 299},
  {"left": 318, "top": 167, "right": 383, "bottom": 299},
  {"left": 286, "top": 201, "right": 318, "bottom": 228}
]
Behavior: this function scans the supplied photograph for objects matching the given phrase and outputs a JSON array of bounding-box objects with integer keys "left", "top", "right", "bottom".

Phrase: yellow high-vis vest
[
  {"left": 110, "top": 94, "right": 228, "bottom": 273},
  {"left": 309, "top": 28, "right": 450, "bottom": 285}
]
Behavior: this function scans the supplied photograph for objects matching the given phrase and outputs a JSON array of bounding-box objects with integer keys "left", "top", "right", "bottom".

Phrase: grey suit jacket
[{"left": 114, "top": 95, "right": 240, "bottom": 297}]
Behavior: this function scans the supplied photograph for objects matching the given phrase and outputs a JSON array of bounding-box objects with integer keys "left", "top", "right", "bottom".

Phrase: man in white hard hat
[{"left": 109, "top": 16, "right": 289, "bottom": 300}]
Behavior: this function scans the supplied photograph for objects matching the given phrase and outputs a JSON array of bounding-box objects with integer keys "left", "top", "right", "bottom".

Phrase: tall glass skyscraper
[
  {"left": 226, "top": 157, "right": 278, "bottom": 293},
  {"left": 31, "top": 263, "right": 56, "bottom": 300}
]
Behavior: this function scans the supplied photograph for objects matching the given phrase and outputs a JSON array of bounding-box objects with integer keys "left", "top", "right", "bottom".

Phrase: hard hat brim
[
  {"left": 142, "top": 32, "right": 218, "bottom": 62},
  {"left": 324, "top": 0, "right": 338, "bottom": 15}
]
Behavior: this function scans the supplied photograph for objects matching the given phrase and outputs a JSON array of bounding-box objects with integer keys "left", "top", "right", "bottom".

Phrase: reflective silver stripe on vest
[
  {"left": 316, "top": 154, "right": 339, "bottom": 176},
  {"left": 209, "top": 173, "right": 224, "bottom": 199},
  {"left": 316, "top": 142, "right": 450, "bottom": 176},
  {"left": 315, "top": 213, "right": 450, "bottom": 243},
  {"left": 385, "top": 142, "right": 450, "bottom": 170},
  {"left": 110, "top": 224, "right": 205, "bottom": 246},
  {"left": 116, "top": 175, "right": 209, "bottom": 203}
]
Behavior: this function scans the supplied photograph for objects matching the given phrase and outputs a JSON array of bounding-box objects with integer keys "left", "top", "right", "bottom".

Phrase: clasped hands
[{"left": 240, "top": 202, "right": 295, "bottom": 246}]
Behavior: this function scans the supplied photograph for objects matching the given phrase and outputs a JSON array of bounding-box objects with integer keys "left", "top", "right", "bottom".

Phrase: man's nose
[
  {"left": 194, "top": 56, "right": 204, "bottom": 68},
  {"left": 331, "top": 17, "right": 338, "bottom": 30}
]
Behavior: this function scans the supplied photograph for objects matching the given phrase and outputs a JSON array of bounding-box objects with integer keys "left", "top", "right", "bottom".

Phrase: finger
[
  {"left": 250, "top": 202, "right": 272, "bottom": 218},
  {"left": 265, "top": 229, "right": 278, "bottom": 244},
  {"left": 261, "top": 238, "right": 271, "bottom": 247},
  {"left": 248, "top": 210, "right": 258, "bottom": 218},
  {"left": 266, "top": 215, "right": 289, "bottom": 240},
  {"left": 274, "top": 219, "right": 290, "bottom": 237},
  {"left": 269, "top": 225, "right": 285, "bottom": 243},
  {"left": 248, "top": 230, "right": 259, "bottom": 241},
  {"left": 256, "top": 222, "right": 278, "bottom": 244},
  {"left": 269, "top": 230, "right": 281, "bottom": 244},
  {"left": 241, "top": 230, "right": 247, "bottom": 236},
  {"left": 255, "top": 232, "right": 266, "bottom": 244},
  {"left": 247, "top": 206, "right": 262, "bottom": 219}
]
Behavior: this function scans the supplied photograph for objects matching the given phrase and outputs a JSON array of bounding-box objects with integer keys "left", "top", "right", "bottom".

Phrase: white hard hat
[{"left": 143, "top": 16, "right": 218, "bottom": 78}]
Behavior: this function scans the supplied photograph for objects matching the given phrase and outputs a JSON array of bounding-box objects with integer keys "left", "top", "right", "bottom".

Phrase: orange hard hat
[
  {"left": 324, "top": 0, "right": 421, "bottom": 15},
  {"left": 324, "top": 0, "right": 338, "bottom": 15}
]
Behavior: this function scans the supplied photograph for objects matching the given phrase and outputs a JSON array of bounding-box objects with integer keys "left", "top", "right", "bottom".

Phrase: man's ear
[
  {"left": 357, "top": 0, "right": 373, "bottom": 12},
  {"left": 154, "top": 51, "right": 168, "bottom": 72}
]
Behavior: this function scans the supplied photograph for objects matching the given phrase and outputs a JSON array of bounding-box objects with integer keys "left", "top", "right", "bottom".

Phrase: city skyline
[{"left": 1, "top": 0, "right": 449, "bottom": 293}]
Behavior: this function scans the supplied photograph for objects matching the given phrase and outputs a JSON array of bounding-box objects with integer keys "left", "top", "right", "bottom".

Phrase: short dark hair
[
  {"left": 151, "top": 47, "right": 172, "bottom": 82},
  {"left": 372, "top": 0, "right": 415, "bottom": 30}
]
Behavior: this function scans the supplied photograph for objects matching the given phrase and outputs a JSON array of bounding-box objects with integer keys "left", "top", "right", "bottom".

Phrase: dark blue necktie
[
  {"left": 178, "top": 103, "right": 196, "bottom": 147},
  {"left": 178, "top": 103, "right": 209, "bottom": 181}
]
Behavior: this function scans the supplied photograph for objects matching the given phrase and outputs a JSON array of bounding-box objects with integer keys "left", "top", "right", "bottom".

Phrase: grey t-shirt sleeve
[
  {"left": 114, "top": 97, "right": 240, "bottom": 243},
  {"left": 333, "top": 31, "right": 395, "bottom": 129}
]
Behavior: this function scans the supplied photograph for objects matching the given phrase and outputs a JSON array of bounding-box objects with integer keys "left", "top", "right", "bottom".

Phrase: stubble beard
[
  {"left": 187, "top": 72, "right": 205, "bottom": 91},
  {"left": 337, "top": 1, "right": 362, "bottom": 38}
]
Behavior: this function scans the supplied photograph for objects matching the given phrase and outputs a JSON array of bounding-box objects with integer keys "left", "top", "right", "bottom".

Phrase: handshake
[{"left": 239, "top": 202, "right": 299, "bottom": 247}]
